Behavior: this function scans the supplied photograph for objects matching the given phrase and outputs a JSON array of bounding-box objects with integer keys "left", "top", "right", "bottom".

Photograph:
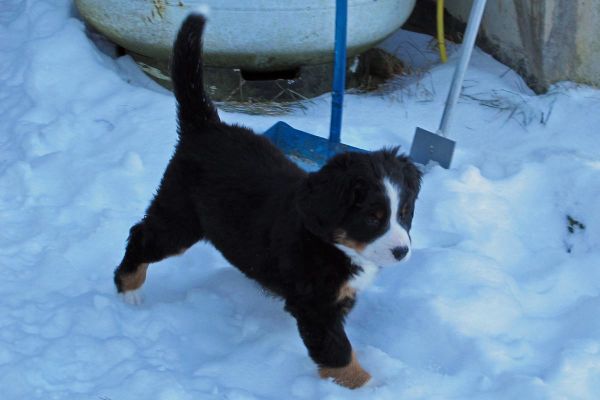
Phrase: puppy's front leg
[{"left": 287, "top": 303, "right": 371, "bottom": 389}]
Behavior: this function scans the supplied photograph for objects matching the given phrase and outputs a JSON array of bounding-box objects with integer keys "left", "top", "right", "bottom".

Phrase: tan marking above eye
[
  {"left": 401, "top": 202, "right": 411, "bottom": 218},
  {"left": 374, "top": 210, "right": 385, "bottom": 219}
]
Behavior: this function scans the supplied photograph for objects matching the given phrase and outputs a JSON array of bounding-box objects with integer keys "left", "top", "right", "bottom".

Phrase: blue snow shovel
[{"left": 263, "top": 0, "right": 366, "bottom": 169}]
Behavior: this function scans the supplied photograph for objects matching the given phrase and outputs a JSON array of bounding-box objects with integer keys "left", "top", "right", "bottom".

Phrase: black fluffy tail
[{"left": 171, "top": 13, "right": 220, "bottom": 127}]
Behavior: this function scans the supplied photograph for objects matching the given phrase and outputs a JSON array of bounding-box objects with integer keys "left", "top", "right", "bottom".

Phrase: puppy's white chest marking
[
  {"left": 349, "top": 259, "right": 379, "bottom": 290},
  {"left": 335, "top": 244, "right": 380, "bottom": 291}
]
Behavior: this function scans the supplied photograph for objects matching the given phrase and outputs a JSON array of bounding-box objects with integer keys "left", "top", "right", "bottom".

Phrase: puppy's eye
[
  {"left": 366, "top": 216, "right": 378, "bottom": 226},
  {"left": 366, "top": 211, "right": 384, "bottom": 227}
]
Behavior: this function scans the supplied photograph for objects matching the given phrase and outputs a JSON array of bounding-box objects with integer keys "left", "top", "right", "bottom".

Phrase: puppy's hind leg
[{"left": 114, "top": 214, "right": 203, "bottom": 302}]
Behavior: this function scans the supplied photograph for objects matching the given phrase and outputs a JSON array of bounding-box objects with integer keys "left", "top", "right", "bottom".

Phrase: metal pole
[
  {"left": 438, "top": 0, "right": 487, "bottom": 135},
  {"left": 329, "top": 0, "right": 347, "bottom": 144}
]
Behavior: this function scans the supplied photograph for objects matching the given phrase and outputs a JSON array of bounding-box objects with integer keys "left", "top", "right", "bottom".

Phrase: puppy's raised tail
[{"left": 171, "top": 12, "right": 220, "bottom": 127}]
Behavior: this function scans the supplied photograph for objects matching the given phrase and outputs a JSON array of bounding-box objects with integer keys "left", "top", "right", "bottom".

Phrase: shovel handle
[
  {"left": 439, "top": 0, "right": 487, "bottom": 135},
  {"left": 329, "top": 0, "right": 347, "bottom": 144}
]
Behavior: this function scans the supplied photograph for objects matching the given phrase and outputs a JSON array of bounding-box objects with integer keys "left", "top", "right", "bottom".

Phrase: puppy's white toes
[{"left": 122, "top": 289, "right": 144, "bottom": 305}]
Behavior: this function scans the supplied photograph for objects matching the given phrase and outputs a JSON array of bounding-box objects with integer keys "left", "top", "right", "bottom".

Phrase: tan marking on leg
[
  {"left": 337, "top": 281, "right": 356, "bottom": 303},
  {"left": 334, "top": 230, "right": 367, "bottom": 253},
  {"left": 119, "top": 263, "right": 149, "bottom": 292},
  {"left": 318, "top": 352, "right": 371, "bottom": 389}
]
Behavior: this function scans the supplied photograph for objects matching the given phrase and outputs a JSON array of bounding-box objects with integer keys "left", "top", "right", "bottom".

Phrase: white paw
[{"left": 122, "top": 289, "right": 144, "bottom": 305}]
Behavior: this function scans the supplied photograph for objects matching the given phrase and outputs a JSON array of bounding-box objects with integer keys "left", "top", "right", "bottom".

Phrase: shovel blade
[
  {"left": 264, "top": 121, "right": 366, "bottom": 170},
  {"left": 409, "top": 127, "right": 455, "bottom": 169}
]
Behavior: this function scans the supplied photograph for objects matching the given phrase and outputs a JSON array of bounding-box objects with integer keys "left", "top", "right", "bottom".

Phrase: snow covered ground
[{"left": 2, "top": 1, "right": 600, "bottom": 399}]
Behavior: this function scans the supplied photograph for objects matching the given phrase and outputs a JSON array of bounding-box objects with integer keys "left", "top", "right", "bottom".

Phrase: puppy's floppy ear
[
  {"left": 398, "top": 156, "right": 422, "bottom": 229},
  {"left": 398, "top": 155, "right": 422, "bottom": 193},
  {"left": 351, "top": 176, "right": 368, "bottom": 207},
  {"left": 296, "top": 168, "right": 362, "bottom": 241}
]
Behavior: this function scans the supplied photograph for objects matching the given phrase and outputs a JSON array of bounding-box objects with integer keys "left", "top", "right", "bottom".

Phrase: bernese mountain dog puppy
[{"left": 114, "top": 13, "right": 422, "bottom": 389}]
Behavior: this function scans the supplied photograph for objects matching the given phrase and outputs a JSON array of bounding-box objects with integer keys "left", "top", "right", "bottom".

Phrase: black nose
[{"left": 391, "top": 246, "right": 409, "bottom": 261}]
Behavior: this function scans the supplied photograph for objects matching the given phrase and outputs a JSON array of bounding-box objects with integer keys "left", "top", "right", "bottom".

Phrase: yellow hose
[{"left": 437, "top": 0, "right": 448, "bottom": 63}]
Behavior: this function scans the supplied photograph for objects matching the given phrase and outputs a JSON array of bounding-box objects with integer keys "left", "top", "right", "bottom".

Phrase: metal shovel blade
[
  {"left": 409, "top": 0, "right": 487, "bottom": 170},
  {"left": 409, "top": 127, "right": 455, "bottom": 169}
]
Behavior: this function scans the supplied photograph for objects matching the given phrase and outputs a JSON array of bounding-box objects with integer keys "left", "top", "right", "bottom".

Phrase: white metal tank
[{"left": 76, "top": 0, "right": 416, "bottom": 71}]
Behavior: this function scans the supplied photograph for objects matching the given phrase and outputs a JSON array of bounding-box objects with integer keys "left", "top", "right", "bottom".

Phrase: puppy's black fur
[{"left": 114, "top": 14, "right": 421, "bottom": 383}]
